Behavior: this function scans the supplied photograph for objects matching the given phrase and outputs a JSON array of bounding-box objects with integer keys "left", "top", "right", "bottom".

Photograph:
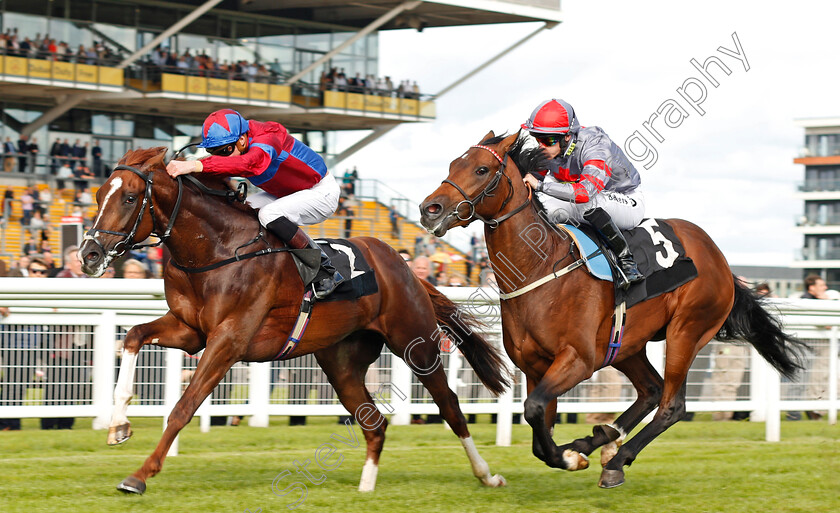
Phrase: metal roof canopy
[{"left": 204, "top": 0, "right": 563, "bottom": 30}]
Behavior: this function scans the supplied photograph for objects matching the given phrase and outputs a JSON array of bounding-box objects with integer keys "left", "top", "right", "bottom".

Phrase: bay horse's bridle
[
  {"left": 84, "top": 163, "right": 245, "bottom": 262},
  {"left": 441, "top": 144, "right": 532, "bottom": 230}
]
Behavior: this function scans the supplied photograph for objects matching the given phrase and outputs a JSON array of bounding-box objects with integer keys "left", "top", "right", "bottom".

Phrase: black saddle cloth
[
  {"left": 578, "top": 219, "right": 698, "bottom": 309},
  {"left": 311, "top": 238, "right": 378, "bottom": 302}
]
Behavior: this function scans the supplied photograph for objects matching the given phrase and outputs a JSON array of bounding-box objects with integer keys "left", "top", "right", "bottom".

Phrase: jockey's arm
[
  {"left": 199, "top": 146, "right": 271, "bottom": 178},
  {"left": 539, "top": 141, "right": 612, "bottom": 204}
]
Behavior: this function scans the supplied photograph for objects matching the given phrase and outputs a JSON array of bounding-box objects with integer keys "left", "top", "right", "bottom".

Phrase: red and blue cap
[
  {"left": 521, "top": 99, "right": 580, "bottom": 135},
  {"left": 198, "top": 109, "right": 250, "bottom": 148}
]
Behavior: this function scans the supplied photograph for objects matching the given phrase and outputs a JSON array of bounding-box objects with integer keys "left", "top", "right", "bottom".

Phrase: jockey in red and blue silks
[
  {"left": 165, "top": 108, "right": 344, "bottom": 298},
  {"left": 521, "top": 99, "right": 644, "bottom": 288}
]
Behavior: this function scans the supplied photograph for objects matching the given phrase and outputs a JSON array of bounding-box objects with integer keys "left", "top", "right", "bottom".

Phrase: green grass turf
[{"left": 0, "top": 415, "right": 837, "bottom": 513}]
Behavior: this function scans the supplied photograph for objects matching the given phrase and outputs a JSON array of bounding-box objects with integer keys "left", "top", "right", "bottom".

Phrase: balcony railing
[
  {"left": 798, "top": 180, "right": 840, "bottom": 192},
  {"left": 798, "top": 247, "right": 840, "bottom": 261},
  {"left": 796, "top": 214, "right": 840, "bottom": 226}
]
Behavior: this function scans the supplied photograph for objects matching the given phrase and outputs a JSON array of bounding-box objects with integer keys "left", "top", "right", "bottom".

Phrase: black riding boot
[
  {"left": 266, "top": 217, "right": 346, "bottom": 299},
  {"left": 583, "top": 207, "right": 644, "bottom": 289}
]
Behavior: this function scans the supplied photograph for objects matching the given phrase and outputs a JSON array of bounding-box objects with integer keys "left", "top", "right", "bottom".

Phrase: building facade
[{"left": 793, "top": 117, "right": 840, "bottom": 289}]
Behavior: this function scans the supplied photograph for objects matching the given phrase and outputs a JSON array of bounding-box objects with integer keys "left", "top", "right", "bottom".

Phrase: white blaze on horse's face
[{"left": 84, "top": 176, "right": 123, "bottom": 276}]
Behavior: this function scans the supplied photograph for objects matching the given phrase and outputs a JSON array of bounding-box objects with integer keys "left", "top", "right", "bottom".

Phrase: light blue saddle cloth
[{"left": 561, "top": 225, "right": 613, "bottom": 282}]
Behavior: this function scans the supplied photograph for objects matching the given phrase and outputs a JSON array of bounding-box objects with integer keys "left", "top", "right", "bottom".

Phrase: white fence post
[
  {"left": 829, "top": 327, "right": 838, "bottom": 425},
  {"left": 91, "top": 311, "right": 116, "bottom": 430},
  {"left": 390, "top": 355, "right": 413, "bottom": 425},
  {"left": 495, "top": 381, "right": 514, "bottom": 447},
  {"left": 761, "top": 355, "right": 781, "bottom": 442},
  {"left": 749, "top": 346, "right": 767, "bottom": 422},
  {"left": 164, "top": 347, "right": 182, "bottom": 456},
  {"left": 248, "top": 362, "right": 271, "bottom": 427}
]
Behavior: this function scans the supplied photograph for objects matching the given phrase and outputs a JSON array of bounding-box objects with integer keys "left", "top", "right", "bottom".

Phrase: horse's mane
[
  {"left": 118, "top": 147, "right": 257, "bottom": 216},
  {"left": 480, "top": 133, "right": 552, "bottom": 214}
]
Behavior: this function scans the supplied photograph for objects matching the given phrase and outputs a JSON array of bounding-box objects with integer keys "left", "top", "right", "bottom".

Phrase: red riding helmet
[{"left": 521, "top": 99, "right": 580, "bottom": 135}]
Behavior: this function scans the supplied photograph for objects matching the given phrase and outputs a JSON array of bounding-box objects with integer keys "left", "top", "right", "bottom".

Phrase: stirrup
[{"left": 313, "top": 271, "right": 345, "bottom": 299}]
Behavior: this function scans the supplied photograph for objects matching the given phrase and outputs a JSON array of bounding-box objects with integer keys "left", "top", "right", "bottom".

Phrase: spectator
[
  {"left": 342, "top": 167, "right": 359, "bottom": 197},
  {"left": 1, "top": 187, "right": 13, "bottom": 221},
  {"left": 28, "top": 137, "right": 39, "bottom": 174},
  {"left": 3, "top": 136, "right": 16, "bottom": 172},
  {"left": 411, "top": 255, "right": 436, "bottom": 286},
  {"left": 55, "top": 245, "right": 88, "bottom": 279},
  {"left": 0, "top": 257, "right": 48, "bottom": 431},
  {"left": 20, "top": 186, "right": 34, "bottom": 226},
  {"left": 397, "top": 248, "right": 412, "bottom": 264},
  {"left": 336, "top": 196, "right": 353, "bottom": 238},
  {"left": 22, "top": 232, "right": 38, "bottom": 255},
  {"left": 121, "top": 258, "right": 150, "bottom": 279},
  {"left": 17, "top": 134, "right": 27, "bottom": 173},
  {"left": 91, "top": 139, "right": 103, "bottom": 177},
  {"left": 36, "top": 185, "right": 52, "bottom": 216},
  {"left": 389, "top": 205, "right": 400, "bottom": 239},
  {"left": 7, "top": 255, "right": 31, "bottom": 277}
]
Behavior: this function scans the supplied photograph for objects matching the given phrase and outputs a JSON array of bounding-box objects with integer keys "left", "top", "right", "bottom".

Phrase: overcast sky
[{"left": 339, "top": 0, "right": 840, "bottom": 266}]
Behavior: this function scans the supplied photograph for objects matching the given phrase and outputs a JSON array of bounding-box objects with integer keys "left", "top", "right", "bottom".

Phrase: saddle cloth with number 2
[{"left": 561, "top": 218, "right": 698, "bottom": 309}]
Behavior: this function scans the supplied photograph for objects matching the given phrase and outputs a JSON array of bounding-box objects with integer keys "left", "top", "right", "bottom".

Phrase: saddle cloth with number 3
[{"left": 561, "top": 219, "right": 698, "bottom": 309}]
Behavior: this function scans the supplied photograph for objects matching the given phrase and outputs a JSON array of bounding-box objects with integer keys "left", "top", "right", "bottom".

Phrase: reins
[{"left": 85, "top": 161, "right": 282, "bottom": 273}]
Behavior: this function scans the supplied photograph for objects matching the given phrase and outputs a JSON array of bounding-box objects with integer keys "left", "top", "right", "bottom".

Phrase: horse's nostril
[{"left": 425, "top": 203, "right": 442, "bottom": 215}]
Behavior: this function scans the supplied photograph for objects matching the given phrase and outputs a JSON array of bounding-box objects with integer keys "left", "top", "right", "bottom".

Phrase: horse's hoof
[
  {"left": 107, "top": 423, "right": 133, "bottom": 446},
  {"left": 600, "top": 440, "right": 622, "bottom": 468},
  {"left": 481, "top": 473, "right": 507, "bottom": 487},
  {"left": 117, "top": 476, "right": 146, "bottom": 495},
  {"left": 598, "top": 468, "right": 625, "bottom": 489},
  {"left": 562, "top": 449, "right": 590, "bottom": 471}
]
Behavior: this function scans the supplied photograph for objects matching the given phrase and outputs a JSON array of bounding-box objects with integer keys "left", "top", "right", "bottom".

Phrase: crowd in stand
[
  {"left": 0, "top": 28, "right": 119, "bottom": 65},
  {"left": 321, "top": 67, "right": 421, "bottom": 98},
  {"left": 144, "top": 46, "right": 282, "bottom": 83}
]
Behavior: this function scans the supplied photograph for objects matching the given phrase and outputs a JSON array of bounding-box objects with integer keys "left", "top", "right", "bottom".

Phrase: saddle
[
  {"left": 560, "top": 219, "right": 698, "bottom": 309},
  {"left": 291, "top": 238, "right": 378, "bottom": 303}
]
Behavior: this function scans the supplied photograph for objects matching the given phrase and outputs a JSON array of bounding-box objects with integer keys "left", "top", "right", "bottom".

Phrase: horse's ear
[
  {"left": 479, "top": 130, "right": 495, "bottom": 143},
  {"left": 498, "top": 132, "right": 519, "bottom": 155}
]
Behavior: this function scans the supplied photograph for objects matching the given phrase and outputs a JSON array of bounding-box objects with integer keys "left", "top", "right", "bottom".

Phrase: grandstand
[{"left": 0, "top": 0, "right": 562, "bottom": 278}]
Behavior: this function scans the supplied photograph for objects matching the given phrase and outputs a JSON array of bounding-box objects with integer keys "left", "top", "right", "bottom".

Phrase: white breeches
[
  {"left": 247, "top": 171, "right": 340, "bottom": 226},
  {"left": 540, "top": 185, "right": 645, "bottom": 230}
]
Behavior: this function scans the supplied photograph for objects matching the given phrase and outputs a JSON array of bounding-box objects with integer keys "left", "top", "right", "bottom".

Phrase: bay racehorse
[
  {"left": 79, "top": 147, "right": 510, "bottom": 494},
  {"left": 419, "top": 131, "right": 806, "bottom": 488}
]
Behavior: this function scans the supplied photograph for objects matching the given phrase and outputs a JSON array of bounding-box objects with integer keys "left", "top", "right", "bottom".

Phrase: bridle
[
  {"left": 83, "top": 163, "right": 246, "bottom": 262},
  {"left": 441, "top": 144, "right": 532, "bottom": 230}
]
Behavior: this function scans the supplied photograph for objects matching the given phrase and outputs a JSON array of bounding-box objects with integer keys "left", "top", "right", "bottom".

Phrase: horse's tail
[
  {"left": 420, "top": 280, "right": 510, "bottom": 396},
  {"left": 717, "top": 274, "right": 808, "bottom": 379}
]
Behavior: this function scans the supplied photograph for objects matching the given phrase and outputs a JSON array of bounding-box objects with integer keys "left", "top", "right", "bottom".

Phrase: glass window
[
  {"left": 297, "top": 33, "right": 331, "bottom": 52},
  {"left": 306, "top": 131, "right": 325, "bottom": 153},
  {"left": 258, "top": 43, "right": 293, "bottom": 77},
  {"left": 49, "top": 18, "right": 94, "bottom": 51},
  {"left": 3, "top": 12, "right": 48, "bottom": 40},
  {"left": 175, "top": 123, "right": 202, "bottom": 138},
  {"left": 92, "top": 113, "right": 111, "bottom": 135},
  {"left": 92, "top": 23, "right": 137, "bottom": 52},
  {"left": 176, "top": 34, "right": 215, "bottom": 60},
  {"left": 113, "top": 116, "right": 134, "bottom": 137}
]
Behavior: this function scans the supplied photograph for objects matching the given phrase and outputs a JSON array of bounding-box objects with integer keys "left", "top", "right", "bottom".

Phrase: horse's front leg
[
  {"left": 109, "top": 311, "right": 203, "bottom": 446},
  {"left": 526, "top": 376, "right": 558, "bottom": 464},
  {"left": 117, "top": 316, "right": 257, "bottom": 495},
  {"left": 524, "top": 345, "right": 591, "bottom": 471}
]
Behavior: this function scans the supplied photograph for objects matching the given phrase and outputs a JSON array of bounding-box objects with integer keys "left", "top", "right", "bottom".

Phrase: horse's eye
[
  {"left": 125, "top": 195, "right": 137, "bottom": 205},
  {"left": 476, "top": 166, "right": 490, "bottom": 176}
]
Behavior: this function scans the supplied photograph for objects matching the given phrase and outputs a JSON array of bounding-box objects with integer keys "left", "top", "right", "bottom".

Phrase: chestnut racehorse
[
  {"left": 79, "top": 148, "right": 509, "bottom": 494},
  {"left": 419, "top": 132, "right": 806, "bottom": 488}
]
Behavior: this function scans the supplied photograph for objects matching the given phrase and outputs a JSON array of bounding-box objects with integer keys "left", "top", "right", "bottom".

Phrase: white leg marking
[
  {"left": 111, "top": 350, "right": 138, "bottom": 427},
  {"left": 358, "top": 457, "right": 379, "bottom": 492},
  {"left": 600, "top": 423, "right": 625, "bottom": 467},
  {"left": 562, "top": 449, "right": 590, "bottom": 471},
  {"left": 461, "top": 436, "right": 506, "bottom": 487}
]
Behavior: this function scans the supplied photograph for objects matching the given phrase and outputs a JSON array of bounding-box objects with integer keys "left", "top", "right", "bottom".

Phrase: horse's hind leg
[
  {"left": 392, "top": 328, "right": 505, "bottom": 487},
  {"left": 110, "top": 312, "right": 202, "bottom": 445},
  {"left": 564, "top": 351, "right": 663, "bottom": 467},
  {"left": 314, "top": 335, "right": 388, "bottom": 492},
  {"left": 599, "top": 321, "right": 719, "bottom": 488}
]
